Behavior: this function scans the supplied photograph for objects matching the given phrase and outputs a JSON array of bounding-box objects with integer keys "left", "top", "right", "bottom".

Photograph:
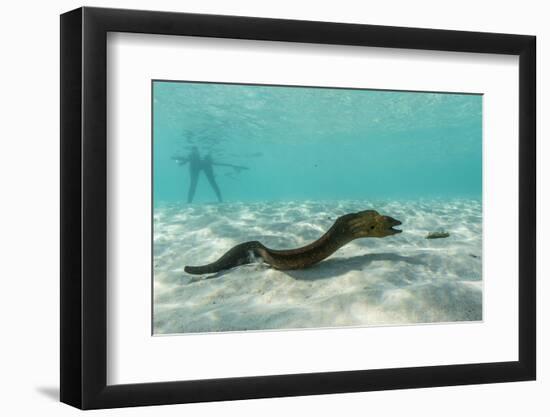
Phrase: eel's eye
[{"left": 370, "top": 225, "right": 375, "bottom": 230}]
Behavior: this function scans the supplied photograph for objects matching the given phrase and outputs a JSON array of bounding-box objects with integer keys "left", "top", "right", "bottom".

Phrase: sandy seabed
[{"left": 153, "top": 199, "right": 482, "bottom": 334}]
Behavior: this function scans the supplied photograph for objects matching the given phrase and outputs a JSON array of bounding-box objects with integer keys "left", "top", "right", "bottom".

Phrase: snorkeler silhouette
[{"left": 172, "top": 147, "right": 249, "bottom": 203}]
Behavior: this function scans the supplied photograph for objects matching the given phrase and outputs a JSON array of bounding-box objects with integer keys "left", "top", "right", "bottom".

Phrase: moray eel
[{"left": 184, "top": 210, "right": 402, "bottom": 275}]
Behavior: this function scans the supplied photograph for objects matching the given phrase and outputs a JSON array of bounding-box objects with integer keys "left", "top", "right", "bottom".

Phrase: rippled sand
[{"left": 153, "top": 199, "right": 482, "bottom": 334}]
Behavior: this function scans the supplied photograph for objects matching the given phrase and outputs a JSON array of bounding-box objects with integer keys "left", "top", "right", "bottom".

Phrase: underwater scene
[{"left": 153, "top": 81, "right": 482, "bottom": 335}]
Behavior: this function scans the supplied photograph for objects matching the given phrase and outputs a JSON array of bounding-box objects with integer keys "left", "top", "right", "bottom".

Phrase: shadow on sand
[{"left": 284, "top": 252, "right": 426, "bottom": 281}]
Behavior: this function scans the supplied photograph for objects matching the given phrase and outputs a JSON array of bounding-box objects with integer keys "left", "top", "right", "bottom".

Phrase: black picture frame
[{"left": 60, "top": 6, "right": 536, "bottom": 410}]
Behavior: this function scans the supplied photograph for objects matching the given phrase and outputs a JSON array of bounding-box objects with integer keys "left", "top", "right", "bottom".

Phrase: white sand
[{"left": 153, "top": 199, "right": 482, "bottom": 334}]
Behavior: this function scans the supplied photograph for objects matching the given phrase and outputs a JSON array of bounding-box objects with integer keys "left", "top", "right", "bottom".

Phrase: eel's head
[{"left": 343, "top": 210, "right": 402, "bottom": 238}]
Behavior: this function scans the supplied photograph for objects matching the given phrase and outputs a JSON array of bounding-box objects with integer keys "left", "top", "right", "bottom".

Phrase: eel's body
[{"left": 184, "top": 210, "right": 402, "bottom": 275}]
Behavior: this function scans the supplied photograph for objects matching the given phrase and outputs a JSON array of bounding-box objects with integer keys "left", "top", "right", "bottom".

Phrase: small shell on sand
[{"left": 426, "top": 231, "right": 450, "bottom": 239}]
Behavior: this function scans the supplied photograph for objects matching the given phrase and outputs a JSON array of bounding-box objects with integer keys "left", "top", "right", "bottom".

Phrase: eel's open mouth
[{"left": 388, "top": 219, "right": 402, "bottom": 234}]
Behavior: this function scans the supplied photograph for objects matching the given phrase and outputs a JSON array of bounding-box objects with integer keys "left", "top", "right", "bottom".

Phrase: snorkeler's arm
[
  {"left": 171, "top": 155, "right": 189, "bottom": 165},
  {"left": 212, "top": 162, "right": 249, "bottom": 170}
]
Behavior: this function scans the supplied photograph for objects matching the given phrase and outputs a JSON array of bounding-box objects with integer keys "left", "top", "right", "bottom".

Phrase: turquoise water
[{"left": 153, "top": 81, "right": 482, "bottom": 205}]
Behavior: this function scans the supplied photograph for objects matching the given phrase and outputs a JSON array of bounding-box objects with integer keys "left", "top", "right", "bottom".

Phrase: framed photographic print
[{"left": 60, "top": 6, "right": 536, "bottom": 409}]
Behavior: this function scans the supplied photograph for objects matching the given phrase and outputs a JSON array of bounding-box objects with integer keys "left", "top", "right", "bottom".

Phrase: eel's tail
[{"left": 184, "top": 241, "right": 265, "bottom": 275}]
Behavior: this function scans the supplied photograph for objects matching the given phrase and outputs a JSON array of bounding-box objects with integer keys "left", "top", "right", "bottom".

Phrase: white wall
[{"left": 0, "top": 0, "right": 545, "bottom": 415}]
